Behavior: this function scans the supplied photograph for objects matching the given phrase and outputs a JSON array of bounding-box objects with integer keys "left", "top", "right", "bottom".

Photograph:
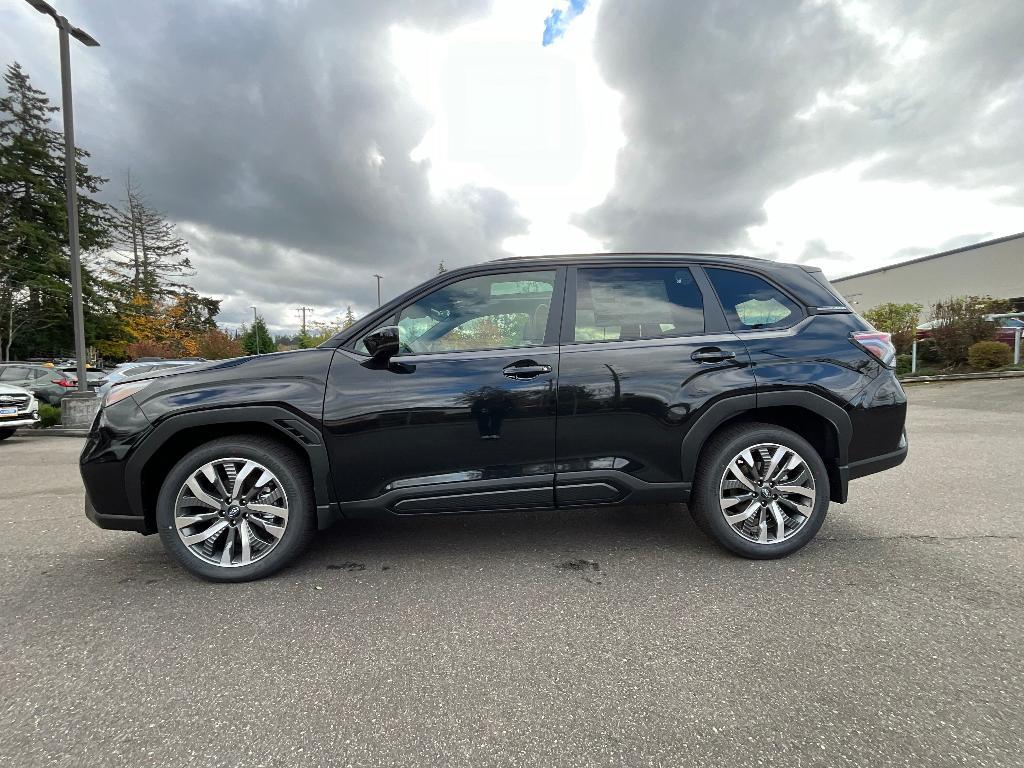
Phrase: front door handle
[
  {"left": 502, "top": 361, "right": 553, "bottom": 379},
  {"left": 691, "top": 348, "right": 737, "bottom": 363}
]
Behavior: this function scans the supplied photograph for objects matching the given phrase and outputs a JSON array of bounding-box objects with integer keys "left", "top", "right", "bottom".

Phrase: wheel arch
[
  {"left": 681, "top": 392, "right": 852, "bottom": 503},
  {"left": 126, "top": 406, "right": 337, "bottom": 533}
]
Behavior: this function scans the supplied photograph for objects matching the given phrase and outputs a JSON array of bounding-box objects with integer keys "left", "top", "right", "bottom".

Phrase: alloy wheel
[
  {"left": 718, "top": 442, "right": 816, "bottom": 544},
  {"left": 173, "top": 458, "right": 289, "bottom": 568}
]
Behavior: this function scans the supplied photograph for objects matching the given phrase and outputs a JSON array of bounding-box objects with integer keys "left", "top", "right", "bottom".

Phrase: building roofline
[{"left": 832, "top": 231, "right": 1024, "bottom": 283}]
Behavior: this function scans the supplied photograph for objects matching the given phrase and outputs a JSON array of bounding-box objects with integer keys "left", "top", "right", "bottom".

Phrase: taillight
[
  {"left": 52, "top": 378, "right": 76, "bottom": 387},
  {"left": 851, "top": 331, "right": 896, "bottom": 367}
]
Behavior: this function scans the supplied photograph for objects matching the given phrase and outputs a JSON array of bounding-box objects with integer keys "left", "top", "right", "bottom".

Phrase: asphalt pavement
[{"left": 1, "top": 379, "right": 1021, "bottom": 767}]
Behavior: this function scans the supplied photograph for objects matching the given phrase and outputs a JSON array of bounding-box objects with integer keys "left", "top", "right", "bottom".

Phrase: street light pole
[
  {"left": 251, "top": 306, "right": 260, "bottom": 355},
  {"left": 373, "top": 274, "right": 383, "bottom": 307},
  {"left": 25, "top": 0, "right": 99, "bottom": 394}
]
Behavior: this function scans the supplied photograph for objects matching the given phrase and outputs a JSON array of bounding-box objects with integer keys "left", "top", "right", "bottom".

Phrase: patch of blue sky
[{"left": 542, "top": 0, "right": 588, "bottom": 46}]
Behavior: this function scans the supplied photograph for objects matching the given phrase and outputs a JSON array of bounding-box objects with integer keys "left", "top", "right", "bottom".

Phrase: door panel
[
  {"left": 323, "top": 347, "right": 559, "bottom": 510},
  {"left": 555, "top": 334, "right": 754, "bottom": 488}
]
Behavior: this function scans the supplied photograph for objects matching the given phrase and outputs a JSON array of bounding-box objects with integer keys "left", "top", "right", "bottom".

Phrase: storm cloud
[
  {"left": 7, "top": 0, "right": 524, "bottom": 328},
  {"left": 579, "top": 0, "right": 1024, "bottom": 254}
]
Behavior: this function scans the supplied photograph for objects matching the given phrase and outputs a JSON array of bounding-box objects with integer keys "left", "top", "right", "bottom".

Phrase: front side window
[
  {"left": 0, "top": 366, "right": 30, "bottom": 382},
  {"left": 573, "top": 266, "right": 705, "bottom": 342},
  {"left": 395, "top": 270, "right": 556, "bottom": 355},
  {"left": 705, "top": 268, "right": 801, "bottom": 330}
]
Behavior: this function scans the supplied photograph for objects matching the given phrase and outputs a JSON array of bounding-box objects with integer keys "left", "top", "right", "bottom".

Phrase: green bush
[
  {"left": 968, "top": 341, "right": 1012, "bottom": 370},
  {"left": 895, "top": 354, "right": 913, "bottom": 376},
  {"left": 38, "top": 403, "right": 61, "bottom": 428}
]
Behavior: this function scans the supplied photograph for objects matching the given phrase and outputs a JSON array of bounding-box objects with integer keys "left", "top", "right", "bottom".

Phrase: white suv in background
[{"left": 0, "top": 383, "right": 39, "bottom": 440}]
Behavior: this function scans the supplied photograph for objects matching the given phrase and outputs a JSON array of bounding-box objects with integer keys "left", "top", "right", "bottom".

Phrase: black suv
[{"left": 82, "top": 254, "right": 907, "bottom": 581}]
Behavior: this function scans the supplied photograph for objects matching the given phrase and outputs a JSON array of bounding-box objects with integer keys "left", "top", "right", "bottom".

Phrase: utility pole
[
  {"left": 251, "top": 306, "right": 260, "bottom": 355},
  {"left": 25, "top": 1, "right": 99, "bottom": 394},
  {"left": 295, "top": 306, "right": 312, "bottom": 337},
  {"left": 373, "top": 274, "right": 383, "bottom": 307}
]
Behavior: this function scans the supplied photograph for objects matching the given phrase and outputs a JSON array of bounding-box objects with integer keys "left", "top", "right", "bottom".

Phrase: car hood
[{"left": 0, "top": 383, "right": 32, "bottom": 396}]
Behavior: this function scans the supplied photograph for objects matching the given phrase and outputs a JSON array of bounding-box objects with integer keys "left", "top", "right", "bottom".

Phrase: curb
[{"left": 900, "top": 370, "right": 1024, "bottom": 384}]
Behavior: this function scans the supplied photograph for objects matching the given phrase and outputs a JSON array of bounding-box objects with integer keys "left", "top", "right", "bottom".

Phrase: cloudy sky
[{"left": 4, "top": 0, "right": 1022, "bottom": 333}]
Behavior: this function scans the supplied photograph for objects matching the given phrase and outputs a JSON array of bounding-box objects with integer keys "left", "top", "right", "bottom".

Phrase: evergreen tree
[
  {"left": 437, "top": 260, "right": 447, "bottom": 274},
  {"left": 240, "top": 315, "right": 277, "bottom": 355},
  {"left": 0, "top": 61, "right": 112, "bottom": 360},
  {"left": 343, "top": 305, "right": 356, "bottom": 328},
  {"left": 108, "top": 173, "right": 193, "bottom": 307}
]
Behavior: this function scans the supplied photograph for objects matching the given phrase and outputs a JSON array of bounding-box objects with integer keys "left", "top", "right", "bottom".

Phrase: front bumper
[
  {"left": 85, "top": 492, "right": 149, "bottom": 533},
  {"left": 0, "top": 412, "right": 39, "bottom": 429}
]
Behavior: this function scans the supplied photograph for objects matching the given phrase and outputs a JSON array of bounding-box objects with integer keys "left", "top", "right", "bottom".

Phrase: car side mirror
[{"left": 363, "top": 325, "right": 400, "bottom": 361}]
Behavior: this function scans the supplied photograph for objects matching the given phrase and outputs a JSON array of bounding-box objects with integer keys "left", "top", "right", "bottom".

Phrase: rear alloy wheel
[
  {"left": 690, "top": 423, "right": 829, "bottom": 559},
  {"left": 156, "top": 437, "right": 314, "bottom": 581},
  {"left": 719, "top": 443, "right": 816, "bottom": 545}
]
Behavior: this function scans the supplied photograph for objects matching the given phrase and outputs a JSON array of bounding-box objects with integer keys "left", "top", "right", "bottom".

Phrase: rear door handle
[
  {"left": 691, "top": 348, "right": 737, "bottom": 363},
  {"left": 502, "top": 361, "right": 553, "bottom": 379}
]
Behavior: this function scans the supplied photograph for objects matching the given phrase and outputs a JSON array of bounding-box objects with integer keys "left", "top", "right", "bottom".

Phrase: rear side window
[
  {"left": 573, "top": 267, "right": 704, "bottom": 342},
  {"left": 706, "top": 268, "right": 801, "bottom": 330}
]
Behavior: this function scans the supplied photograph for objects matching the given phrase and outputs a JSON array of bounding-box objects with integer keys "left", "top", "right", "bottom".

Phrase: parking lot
[{"left": 1, "top": 378, "right": 1021, "bottom": 767}]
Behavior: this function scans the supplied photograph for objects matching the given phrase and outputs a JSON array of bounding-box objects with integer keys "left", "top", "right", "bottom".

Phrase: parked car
[
  {"left": 0, "top": 363, "right": 79, "bottom": 405},
  {"left": 0, "top": 383, "right": 39, "bottom": 439},
  {"left": 82, "top": 254, "right": 908, "bottom": 581},
  {"left": 57, "top": 365, "right": 107, "bottom": 389},
  {"left": 96, "top": 360, "right": 202, "bottom": 398}
]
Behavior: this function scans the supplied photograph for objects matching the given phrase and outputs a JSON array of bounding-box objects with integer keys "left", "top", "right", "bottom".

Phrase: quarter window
[
  {"left": 705, "top": 268, "right": 801, "bottom": 330},
  {"left": 573, "top": 267, "right": 704, "bottom": 342},
  {"left": 395, "top": 270, "right": 556, "bottom": 355}
]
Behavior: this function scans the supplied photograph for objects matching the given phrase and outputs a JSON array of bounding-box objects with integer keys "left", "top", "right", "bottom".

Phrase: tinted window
[
  {"left": 573, "top": 267, "right": 704, "bottom": 342},
  {"left": 706, "top": 268, "right": 801, "bottom": 330},
  {"left": 396, "top": 270, "right": 556, "bottom": 355}
]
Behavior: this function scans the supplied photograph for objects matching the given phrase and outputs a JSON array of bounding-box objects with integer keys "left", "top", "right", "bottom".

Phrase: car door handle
[
  {"left": 691, "top": 348, "right": 737, "bottom": 363},
  {"left": 502, "top": 361, "right": 552, "bottom": 379}
]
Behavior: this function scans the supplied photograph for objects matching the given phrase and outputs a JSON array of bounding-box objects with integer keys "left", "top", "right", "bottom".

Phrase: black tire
[
  {"left": 689, "top": 422, "right": 829, "bottom": 559},
  {"left": 0, "top": 428, "right": 15, "bottom": 441},
  {"left": 156, "top": 436, "right": 315, "bottom": 582}
]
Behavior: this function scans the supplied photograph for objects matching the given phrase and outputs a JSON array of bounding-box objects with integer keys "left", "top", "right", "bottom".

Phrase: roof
[
  {"left": 490, "top": 252, "right": 780, "bottom": 270},
  {"left": 832, "top": 231, "right": 1024, "bottom": 283}
]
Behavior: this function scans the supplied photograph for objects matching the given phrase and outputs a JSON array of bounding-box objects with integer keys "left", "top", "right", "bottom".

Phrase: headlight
[{"left": 104, "top": 380, "right": 152, "bottom": 408}]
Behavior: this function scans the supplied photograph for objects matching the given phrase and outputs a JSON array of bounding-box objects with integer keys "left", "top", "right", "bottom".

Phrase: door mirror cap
[{"left": 364, "top": 325, "right": 401, "bottom": 361}]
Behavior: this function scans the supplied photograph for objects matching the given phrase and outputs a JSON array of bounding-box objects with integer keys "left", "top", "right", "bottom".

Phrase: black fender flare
[
  {"left": 124, "top": 405, "right": 337, "bottom": 529},
  {"left": 680, "top": 390, "right": 852, "bottom": 486}
]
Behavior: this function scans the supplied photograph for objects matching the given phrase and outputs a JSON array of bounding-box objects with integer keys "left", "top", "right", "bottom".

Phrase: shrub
[
  {"left": 38, "top": 403, "right": 61, "bottom": 428},
  {"left": 894, "top": 354, "right": 913, "bottom": 376},
  {"left": 864, "top": 303, "right": 922, "bottom": 355},
  {"left": 968, "top": 341, "right": 1012, "bottom": 370},
  {"left": 915, "top": 338, "right": 942, "bottom": 365},
  {"left": 929, "top": 296, "right": 1001, "bottom": 366}
]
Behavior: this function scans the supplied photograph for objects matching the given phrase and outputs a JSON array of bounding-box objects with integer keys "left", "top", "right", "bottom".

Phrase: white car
[{"left": 0, "top": 383, "right": 40, "bottom": 440}]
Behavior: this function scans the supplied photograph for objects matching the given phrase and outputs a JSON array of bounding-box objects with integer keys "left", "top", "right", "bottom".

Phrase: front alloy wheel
[
  {"left": 719, "top": 443, "right": 816, "bottom": 544},
  {"left": 157, "top": 436, "right": 314, "bottom": 581},
  {"left": 174, "top": 458, "right": 289, "bottom": 568}
]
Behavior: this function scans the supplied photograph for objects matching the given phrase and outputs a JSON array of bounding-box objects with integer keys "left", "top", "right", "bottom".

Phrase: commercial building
[{"left": 830, "top": 232, "right": 1024, "bottom": 316}]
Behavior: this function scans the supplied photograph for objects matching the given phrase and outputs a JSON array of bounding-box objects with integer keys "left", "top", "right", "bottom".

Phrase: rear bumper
[
  {"left": 845, "top": 431, "right": 909, "bottom": 483},
  {"left": 85, "top": 492, "right": 149, "bottom": 533}
]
